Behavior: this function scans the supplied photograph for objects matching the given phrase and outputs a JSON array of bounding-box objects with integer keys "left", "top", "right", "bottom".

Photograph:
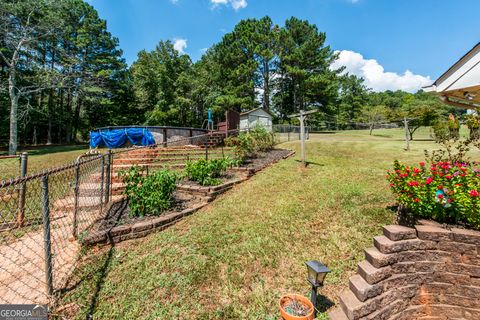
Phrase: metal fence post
[
  {"left": 41, "top": 175, "right": 54, "bottom": 296},
  {"left": 72, "top": 160, "right": 80, "bottom": 239},
  {"left": 104, "top": 150, "right": 112, "bottom": 204},
  {"left": 99, "top": 156, "right": 105, "bottom": 214},
  {"left": 17, "top": 152, "right": 28, "bottom": 226},
  {"left": 205, "top": 142, "right": 209, "bottom": 161},
  {"left": 163, "top": 128, "right": 168, "bottom": 147}
]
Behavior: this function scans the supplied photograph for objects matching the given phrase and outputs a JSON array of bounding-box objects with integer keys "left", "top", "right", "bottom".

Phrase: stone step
[
  {"left": 339, "top": 289, "right": 363, "bottom": 320},
  {"left": 383, "top": 225, "right": 417, "bottom": 241},
  {"left": 357, "top": 260, "right": 392, "bottom": 285},
  {"left": 328, "top": 307, "right": 349, "bottom": 320},
  {"left": 112, "top": 154, "right": 227, "bottom": 165},
  {"left": 374, "top": 235, "right": 436, "bottom": 254},
  {"left": 112, "top": 163, "right": 187, "bottom": 170},
  {"left": 349, "top": 274, "right": 382, "bottom": 302},
  {"left": 53, "top": 195, "right": 124, "bottom": 210},
  {"left": 364, "top": 247, "right": 394, "bottom": 269}
]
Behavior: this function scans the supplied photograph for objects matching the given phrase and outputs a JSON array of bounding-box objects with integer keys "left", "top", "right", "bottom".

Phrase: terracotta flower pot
[{"left": 279, "top": 294, "right": 314, "bottom": 320}]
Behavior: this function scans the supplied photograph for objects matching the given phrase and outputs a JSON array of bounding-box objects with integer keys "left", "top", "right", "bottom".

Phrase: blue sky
[{"left": 89, "top": 0, "right": 479, "bottom": 92}]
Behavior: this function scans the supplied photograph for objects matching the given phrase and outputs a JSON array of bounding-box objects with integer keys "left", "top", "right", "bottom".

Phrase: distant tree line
[{"left": 1, "top": 1, "right": 461, "bottom": 154}]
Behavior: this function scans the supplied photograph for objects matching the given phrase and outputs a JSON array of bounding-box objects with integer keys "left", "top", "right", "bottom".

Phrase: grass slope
[{"left": 57, "top": 129, "right": 479, "bottom": 319}]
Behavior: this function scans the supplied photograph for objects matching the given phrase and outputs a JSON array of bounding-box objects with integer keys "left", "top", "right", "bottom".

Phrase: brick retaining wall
[{"left": 329, "top": 221, "right": 480, "bottom": 320}]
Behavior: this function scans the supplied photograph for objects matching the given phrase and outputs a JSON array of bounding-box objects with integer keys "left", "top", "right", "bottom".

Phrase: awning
[{"left": 423, "top": 42, "right": 480, "bottom": 109}]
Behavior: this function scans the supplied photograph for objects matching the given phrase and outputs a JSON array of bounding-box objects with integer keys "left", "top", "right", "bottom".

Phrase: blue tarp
[{"left": 90, "top": 128, "right": 156, "bottom": 148}]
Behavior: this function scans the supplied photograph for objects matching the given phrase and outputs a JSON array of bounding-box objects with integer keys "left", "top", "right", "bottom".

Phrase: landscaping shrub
[
  {"left": 387, "top": 160, "right": 480, "bottom": 228},
  {"left": 432, "top": 116, "right": 460, "bottom": 141},
  {"left": 120, "top": 166, "right": 177, "bottom": 217},
  {"left": 224, "top": 134, "right": 254, "bottom": 162},
  {"left": 184, "top": 158, "right": 233, "bottom": 186},
  {"left": 225, "top": 125, "right": 274, "bottom": 162},
  {"left": 249, "top": 125, "right": 275, "bottom": 151},
  {"left": 466, "top": 114, "right": 480, "bottom": 140}
]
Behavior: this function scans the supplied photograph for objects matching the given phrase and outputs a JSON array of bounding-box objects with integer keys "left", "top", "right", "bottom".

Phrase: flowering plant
[{"left": 387, "top": 160, "right": 480, "bottom": 228}]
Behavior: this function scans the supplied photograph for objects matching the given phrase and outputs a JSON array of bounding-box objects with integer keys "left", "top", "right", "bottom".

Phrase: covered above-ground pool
[{"left": 90, "top": 128, "right": 156, "bottom": 148}]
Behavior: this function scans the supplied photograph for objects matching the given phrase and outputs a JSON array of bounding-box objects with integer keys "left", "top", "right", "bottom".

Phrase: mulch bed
[
  {"left": 90, "top": 191, "right": 200, "bottom": 233},
  {"left": 83, "top": 147, "right": 295, "bottom": 245},
  {"left": 240, "top": 148, "right": 292, "bottom": 169}
]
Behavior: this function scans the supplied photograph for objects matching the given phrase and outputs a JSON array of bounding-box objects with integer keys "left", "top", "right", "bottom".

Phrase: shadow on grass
[
  {"left": 316, "top": 294, "right": 335, "bottom": 313},
  {"left": 294, "top": 160, "right": 325, "bottom": 167},
  {"left": 372, "top": 134, "right": 393, "bottom": 138},
  {"left": 85, "top": 241, "right": 115, "bottom": 318},
  {"left": 56, "top": 203, "right": 129, "bottom": 319}
]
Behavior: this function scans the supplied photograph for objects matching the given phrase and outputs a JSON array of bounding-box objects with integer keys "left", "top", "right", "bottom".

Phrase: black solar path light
[{"left": 305, "top": 260, "right": 330, "bottom": 317}]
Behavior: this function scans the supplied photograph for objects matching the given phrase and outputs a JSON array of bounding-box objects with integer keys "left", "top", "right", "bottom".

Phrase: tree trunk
[
  {"left": 262, "top": 60, "right": 270, "bottom": 110},
  {"left": 33, "top": 126, "right": 37, "bottom": 146},
  {"left": 72, "top": 96, "right": 82, "bottom": 142},
  {"left": 8, "top": 68, "right": 19, "bottom": 155},
  {"left": 47, "top": 48, "right": 55, "bottom": 145},
  {"left": 65, "top": 88, "right": 72, "bottom": 143},
  {"left": 369, "top": 123, "right": 374, "bottom": 135}
]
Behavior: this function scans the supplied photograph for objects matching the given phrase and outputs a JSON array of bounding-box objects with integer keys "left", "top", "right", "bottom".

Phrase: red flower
[
  {"left": 419, "top": 162, "right": 426, "bottom": 167},
  {"left": 426, "top": 177, "right": 434, "bottom": 185},
  {"left": 438, "top": 185, "right": 443, "bottom": 190},
  {"left": 470, "top": 190, "right": 480, "bottom": 197},
  {"left": 408, "top": 181, "right": 420, "bottom": 187},
  {"left": 413, "top": 198, "right": 420, "bottom": 203}
]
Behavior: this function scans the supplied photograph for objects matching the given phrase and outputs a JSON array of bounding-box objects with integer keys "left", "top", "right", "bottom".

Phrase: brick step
[
  {"left": 328, "top": 307, "right": 349, "bottom": 320},
  {"left": 382, "top": 225, "right": 417, "bottom": 241},
  {"left": 364, "top": 247, "right": 393, "bottom": 269},
  {"left": 339, "top": 289, "right": 363, "bottom": 320},
  {"left": 115, "top": 148, "right": 204, "bottom": 156},
  {"left": 112, "top": 155, "right": 227, "bottom": 165},
  {"left": 357, "top": 260, "right": 392, "bottom": 285},
  {"left": 53, "top": 195, "right": 124, "bottom": 211},
  {"left": 349, "top": 274, "right": 382, "bottom": 302}
]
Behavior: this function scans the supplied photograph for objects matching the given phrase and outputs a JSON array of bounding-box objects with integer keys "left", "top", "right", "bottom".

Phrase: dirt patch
[
  {"left": 178, "top": 172, "right": 238, "bottom": 188},
  {"left": 240, "top": 148, "right": 292, "bottom": 170}
]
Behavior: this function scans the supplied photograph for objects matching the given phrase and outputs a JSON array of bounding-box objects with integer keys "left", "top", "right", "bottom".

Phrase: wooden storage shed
[{"left": 239, "top": 108, "right": 273, "bottom": 132}]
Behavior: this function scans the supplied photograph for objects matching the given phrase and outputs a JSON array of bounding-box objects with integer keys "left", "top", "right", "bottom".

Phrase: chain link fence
[
  {"left": 0, "top": 155, "right": 21, "bottom": 182},
  {"left": 273, "top": 124, "right": 310, "bottom": 144},
  {"left": 0, "top": 131, "right": 237, "bottom": 306}
]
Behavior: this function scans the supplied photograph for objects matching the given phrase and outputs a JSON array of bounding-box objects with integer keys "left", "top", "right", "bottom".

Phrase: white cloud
[
  {"left": 210, "top": 0, "right": 247, "bottom": 10},
  {"left": 173, "top": 38, "right": 187, "bottom": 54},
  {"left": 170, "top": 0, "right": 179, "bottom": 3},
  {"left": 331, "top": 50, "right": 432, "bottom": 93}
]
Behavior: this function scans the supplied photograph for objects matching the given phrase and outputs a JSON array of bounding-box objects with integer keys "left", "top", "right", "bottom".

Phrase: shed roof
[
  {"left": 424, "top": 42, "right": 480, "bottom": 109},
  {"left": 240, "top": 107, "right": 274, "bottom": 117}
]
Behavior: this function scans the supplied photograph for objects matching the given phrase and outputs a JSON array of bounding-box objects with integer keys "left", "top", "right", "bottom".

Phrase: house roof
[
  {"left": 424, "top": 42, "right": 480, "bottom": 109},
  {"left": 240, "top": 107, "right": 274, "bottom": 117}
]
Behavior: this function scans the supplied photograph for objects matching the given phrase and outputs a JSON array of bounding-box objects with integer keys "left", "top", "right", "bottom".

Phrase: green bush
[
  {"left": 225, "top": 125, "right": 274, "bottom": 162},
  {"left": 120, "top": 166, "right": 177, "bottom": 217},
  {"left": 466, "top": 114, "right": 480, "bottom": 140},
  {"left": 225, "top": 134, "right": 254, "bottom": 162},
  {"left": 249, "top": 125, "right": 275, "bottom": 151},
  {"left": 184, "top": 158, "right": 233, "bottom": 186}
]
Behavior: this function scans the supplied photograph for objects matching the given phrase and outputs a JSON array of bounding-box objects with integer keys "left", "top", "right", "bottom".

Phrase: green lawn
[
  {"left": 56, "top": 129, "right": 479, "bottom": 319},
  {"left": 0, "top": 145, "right": 89, "bottom": 180}
]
